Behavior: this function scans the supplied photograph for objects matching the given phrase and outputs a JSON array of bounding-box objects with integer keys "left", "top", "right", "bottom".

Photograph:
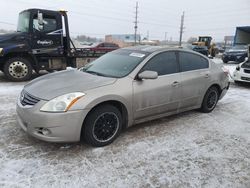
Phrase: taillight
[{"left": 222, "top": 66, "right": 229, "bottom": 75}]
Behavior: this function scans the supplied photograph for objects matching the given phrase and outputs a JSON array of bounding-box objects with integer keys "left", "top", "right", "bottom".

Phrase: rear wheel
[
  {"left": 200, "top": 86, "right": 219, "bottom": 113},
  {"left": 3, "top": 57, "right": 32, "bottom": 81},
  {"left": 83, "top": 104, "right": 122, "bottom": 147}
]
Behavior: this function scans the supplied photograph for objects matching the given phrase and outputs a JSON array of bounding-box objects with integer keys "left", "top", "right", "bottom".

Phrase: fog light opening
[{"left": 37, "top": 128, "right": 51, "bottom": 136}]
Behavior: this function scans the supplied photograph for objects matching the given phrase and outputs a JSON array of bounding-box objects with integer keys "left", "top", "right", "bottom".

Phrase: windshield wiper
[{"left": 85, "top": 70, "right": 108, "bottom": 77}]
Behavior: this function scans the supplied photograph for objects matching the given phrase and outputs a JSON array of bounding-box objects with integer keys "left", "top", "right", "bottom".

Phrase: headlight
[
  {"left": 40, "top": 92, "right": 85, "bottom": 112},
  {"left": 0, "top": 48, "right": 3, "bottom": 55},
  {"left": 236, "top": 65, "right": 240, "bottom": 71}
]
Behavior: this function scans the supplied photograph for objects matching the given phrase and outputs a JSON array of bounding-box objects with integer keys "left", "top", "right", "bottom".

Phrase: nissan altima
[{"left": 16, "top": 46, "right": 230, "bottom": 147}]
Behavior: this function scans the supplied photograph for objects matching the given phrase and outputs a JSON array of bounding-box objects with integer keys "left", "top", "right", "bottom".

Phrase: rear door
[
  {"left": 178, "top": 51, "right": 210, "bottom": 110},
  {"left": 133, "top": 51, "right": 181, "bottom": 120}
]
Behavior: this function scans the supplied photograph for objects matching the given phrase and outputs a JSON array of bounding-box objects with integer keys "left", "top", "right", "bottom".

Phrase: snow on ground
[{"left": 0, "top": 60, "right": 250, "bottom": 187}]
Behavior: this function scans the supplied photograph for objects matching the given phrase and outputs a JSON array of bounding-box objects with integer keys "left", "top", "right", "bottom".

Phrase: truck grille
[
  {"left": 20, "top": 91, "right": 40, "bottom": 106},
  {"left": 244, "top": 69, "right": 250, "bottom": 74}
]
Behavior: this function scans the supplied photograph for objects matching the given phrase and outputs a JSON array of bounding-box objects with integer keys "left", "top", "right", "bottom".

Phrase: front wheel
[
  {"left": 200, "top": 86, "right": 219, "bottom": 113},
  {"left": 83, "top": 104, "right": 122, "bottom": 147},
  {"left": 3, "top": 57, "right": 33, "bottom": 81}
]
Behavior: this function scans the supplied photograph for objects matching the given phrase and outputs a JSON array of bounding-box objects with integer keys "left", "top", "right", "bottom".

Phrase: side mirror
[
  {"left": 37, "top": 11, "right": 44, "bottom": 31},
  {"left": 138, "top": 71, "right": 158, "bottom": 80},
  {"left": 38, "top": 11, "right": 44, "bottom": 25}
]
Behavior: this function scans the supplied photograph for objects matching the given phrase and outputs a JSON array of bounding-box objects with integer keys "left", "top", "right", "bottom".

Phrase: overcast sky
[{"left": 0, "top": 0, "right": 249, "bottom": 42}]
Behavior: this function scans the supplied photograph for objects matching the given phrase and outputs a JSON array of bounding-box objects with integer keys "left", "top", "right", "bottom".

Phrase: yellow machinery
[{"left": 192, "top": 36, "right": 217, "bottom": 57}]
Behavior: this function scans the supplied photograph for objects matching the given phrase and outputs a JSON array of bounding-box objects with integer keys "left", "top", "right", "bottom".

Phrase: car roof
[
  {"left": 122, "top": 45, "right": 200, "bottom": 54},
  {"left": 122, "top": 45, "right": 183, "bottom": 53}
]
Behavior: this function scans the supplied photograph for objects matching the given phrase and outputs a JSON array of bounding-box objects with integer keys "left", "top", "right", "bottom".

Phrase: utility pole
[
  {"left": 147, "top": 30, "right": 149, "bottom": 40},
  {"left": 164, "top": 32, "right": 168, "bottom": 45},
  {"left": 179, "top": 11, "right": 185, "bottom": 46},
  {"left": 134, "top": 1, "right": 138, "bottom": 45}
]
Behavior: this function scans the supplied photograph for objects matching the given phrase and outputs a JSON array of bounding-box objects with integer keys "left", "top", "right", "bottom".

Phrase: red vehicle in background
[{"left": 84, "top": 42, "right": 120, "bottom": 53}]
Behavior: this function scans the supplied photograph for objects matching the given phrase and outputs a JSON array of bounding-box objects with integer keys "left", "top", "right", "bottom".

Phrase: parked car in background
[
  {"left": 16, "top": 46, "right": 229, "bottom": 147},
  {"left": 84, "top": 42, "right": 120, "bottom": 53},
  {"left": 183, "top": 44, "right": 209, "bottom": 56},
  {"left": 233, "top": 59, "right": 250, "bottom": 83},
  {"left": 222, "top": 45, "right": 248, "bottom": 63}
]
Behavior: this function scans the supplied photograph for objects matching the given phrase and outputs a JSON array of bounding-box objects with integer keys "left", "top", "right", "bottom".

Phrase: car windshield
[
  {"left": 80, "top": 49, "right": 149, "bottom": 78},
  {"left": 17, "top": 11, "right": 30, "bottom": 32}
]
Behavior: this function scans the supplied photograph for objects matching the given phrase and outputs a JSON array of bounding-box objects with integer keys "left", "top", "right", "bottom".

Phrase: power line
[{"left": 0, "top": 21, "right": 15, "bottom": 26}]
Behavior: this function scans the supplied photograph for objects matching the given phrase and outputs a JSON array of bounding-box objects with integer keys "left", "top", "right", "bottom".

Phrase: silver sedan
[{"left": 16, "top": 46, "right": 230, "bottom": 147}]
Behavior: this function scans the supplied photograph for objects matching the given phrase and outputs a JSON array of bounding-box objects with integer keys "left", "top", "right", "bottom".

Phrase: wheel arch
[
  {"left": 3, "top": 52, "right": 37, "bottom": 70},
  {"left": 209, "top": 83, "right": 222, "bottom": 96},
  {"left": 80, "top": 100, "right": 129, "bottom": 140}
]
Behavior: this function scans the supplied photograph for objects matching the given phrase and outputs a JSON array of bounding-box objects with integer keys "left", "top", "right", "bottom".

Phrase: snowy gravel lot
[{"left": 0, "top": 59, "right": 250, "bottom": 188}]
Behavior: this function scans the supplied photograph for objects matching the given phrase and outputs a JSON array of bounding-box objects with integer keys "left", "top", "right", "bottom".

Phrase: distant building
[
  {"left": 224, "top": 36, "right": 234, "bottom": 46},
  {"left": 105, "top": 34, "right": 141, "bottom": 47}
]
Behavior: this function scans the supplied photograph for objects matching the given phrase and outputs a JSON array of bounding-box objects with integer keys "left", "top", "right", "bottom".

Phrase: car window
[
  {"left": 141, "top": 52, "right": 178, "bottom": 76},
  {"left": 179, "top": 52, "right": 208, "bottom": 72},
  {"left": 33, "top": 14, "right": 57, "bottom": 32}
]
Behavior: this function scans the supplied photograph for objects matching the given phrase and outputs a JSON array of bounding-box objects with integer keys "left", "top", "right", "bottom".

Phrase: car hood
[{"left": 24, "top": 69, "right": 117, "bottom": 100}]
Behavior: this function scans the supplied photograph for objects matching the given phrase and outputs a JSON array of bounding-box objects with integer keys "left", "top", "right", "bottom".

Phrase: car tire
[
  {"left": 222, "top": 59, "right": 228, "bottom": 63},
  {"left": 83, "top": 104, "right": 122, "bottom": 147},
  {"left": 200, "top": 86, "right": 219, "bottom": 113},
  {"left": 3, "top": 57, "right": 32, "bottom": 81}
]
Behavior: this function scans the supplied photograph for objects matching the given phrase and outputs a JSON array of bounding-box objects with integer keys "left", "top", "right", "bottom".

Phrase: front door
[
  {"left": 30, "top": 10, "right": 63, "bottom": 56},
  {"left": 133, "top": 51, "right": 181, "bottom": 120}
]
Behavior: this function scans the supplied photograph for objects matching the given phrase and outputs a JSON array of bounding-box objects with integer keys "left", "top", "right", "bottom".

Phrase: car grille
[
  {"left": 244, "top": 69, "right": 250, "bottom": 74},
  {"left": 20, "top": 90, "right": 40, "bottom": 106},
  {"left": 241, "top": 77, "right": 250, "bottom": 81}
]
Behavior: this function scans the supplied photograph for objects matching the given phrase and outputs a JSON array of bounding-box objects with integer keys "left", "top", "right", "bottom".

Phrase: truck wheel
[
  {"left": 83, "top": 104, "right": 122, "bottom": 147},
  {"left": 3, "top": 57, "right": 33, "bottom": 81}
]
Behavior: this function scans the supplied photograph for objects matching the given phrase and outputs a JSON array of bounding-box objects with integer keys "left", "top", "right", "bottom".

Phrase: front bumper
[
  {"left": 16, "top": 97, "right": 89, "bottom": 143},
  {"left": 233, "top": 70, "right": 250, "bottom": 83}
]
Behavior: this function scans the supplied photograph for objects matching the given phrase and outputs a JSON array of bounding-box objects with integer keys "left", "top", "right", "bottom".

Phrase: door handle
[
  {"left": 204, "top": 73, "right": 210, "bottom": 78},
  {"left": 200, "top": 72, "right": 210, "bottom": 78},
  {"left": 172, "top": 81, "right": 179, "bottom": 87}
]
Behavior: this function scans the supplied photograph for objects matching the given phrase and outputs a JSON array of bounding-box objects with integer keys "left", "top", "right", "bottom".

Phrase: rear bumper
[{"left": 219, "top": 82, "right": 230, "bottom": 100}]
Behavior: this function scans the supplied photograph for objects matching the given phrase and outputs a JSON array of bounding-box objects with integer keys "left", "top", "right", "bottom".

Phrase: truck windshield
[
  {"left": 80, "top": 49, "right": 149, "bottom": 78},
  {"left": 17, "top": 11, "right": 30, "bottom": 32}
]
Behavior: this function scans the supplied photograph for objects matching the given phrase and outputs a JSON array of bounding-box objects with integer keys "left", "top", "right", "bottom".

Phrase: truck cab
[
  {"left": 0, "top": 9, "right": 70, "bottom": 81},
  {"left": 0, "top": 9, "right": 115, "bottom": 81}
]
